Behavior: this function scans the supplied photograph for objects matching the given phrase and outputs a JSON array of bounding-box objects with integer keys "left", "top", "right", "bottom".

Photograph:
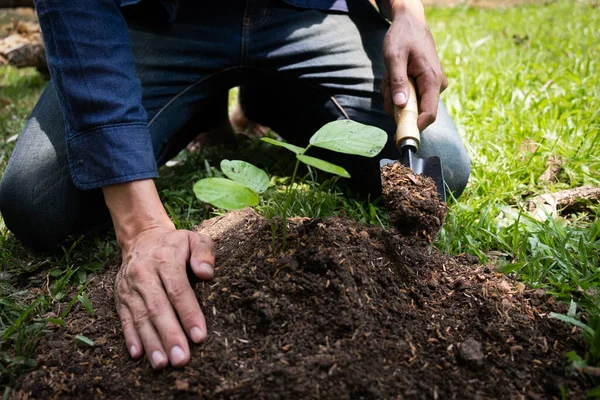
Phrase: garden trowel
[{"left": 380, "top": 79, "right": 446, "bottom": 202}]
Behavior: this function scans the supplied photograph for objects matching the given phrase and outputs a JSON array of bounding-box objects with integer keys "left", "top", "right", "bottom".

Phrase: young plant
[
  {"left": 193, "top": 159, "right": 269, "bottom": 210},
  {"left": 193, "top": 120, "right": 387, "bottom": 248}
]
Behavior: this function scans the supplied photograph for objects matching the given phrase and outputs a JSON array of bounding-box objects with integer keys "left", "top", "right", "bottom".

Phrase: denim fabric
[
  {"left": 32, "top": 0, "right": 372, "bottom": 191},
  {"left": 0, "top": 0, "right": 470, "bottom": 249}
]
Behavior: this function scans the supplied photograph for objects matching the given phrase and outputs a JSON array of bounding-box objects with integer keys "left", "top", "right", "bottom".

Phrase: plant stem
[{"left": 281, "top": 157, "right": 302, "bottom": 250}]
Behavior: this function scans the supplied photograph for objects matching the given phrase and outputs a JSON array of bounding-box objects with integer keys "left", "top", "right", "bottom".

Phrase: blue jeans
[{"left": 0, "top": 0, "right": 470, "bottom": 250}]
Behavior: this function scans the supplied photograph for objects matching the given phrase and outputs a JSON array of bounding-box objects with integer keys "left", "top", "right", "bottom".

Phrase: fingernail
[
  {"left": 151, "top": 351, "right": 165, "bottom": 368},
  {"left": 192, "top": 262, "right": 213, "bottom": 276},
  {"left": 170, "top": 346, "right": 185, "bottom": 364},
  {"left": 129, "top": 345, "right": 137, "bottom": 357},
  {"left": 190, "top": 327, "right": 204, "bottom": 343},
  {"left": 199, "top": 262, "right": 212, "bottom": 272},
  {"left": 393, "top": 92, "right": 407, "bottom": 105}
]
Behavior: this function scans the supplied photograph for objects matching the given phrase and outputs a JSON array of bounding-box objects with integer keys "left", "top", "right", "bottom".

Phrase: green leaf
[
  {"left": 567, "top": 299, "right": 577, "bottom": 318},
  {"left": 46, "top": 317, "right": 65, "bottom": 327},
  {"left": 193, "top": 178, "right": 259, "bottom": 210},
  {"left": 74, "top": 335, "right": 95, "bottom": 347},
  {"left": 296, "top": 155, "right": 351, "bottom": 178},
  {"left": 77, "top": 293, "right": 95, "bottom": 317},
  {"left": 309, "top": 120, "right": 388, "bottom": 157},
  {"left": 261, "top": 137, "right": 305, "bottom": 155},
  {"left": 77, "top": 270, "right": 87, "bottom": 285},
  {"left": 587, "top": 386, "right": 600, "bottom": 397},
  {"left": 220, "top": 160, "right": 269, "bottom": 194},
  {"left": 549, "top": 312, "right": 595, "bottom": 336}
]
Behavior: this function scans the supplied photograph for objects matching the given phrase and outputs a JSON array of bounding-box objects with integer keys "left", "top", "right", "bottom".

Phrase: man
[{"left": 0, "top": 0, "right": 470, "bottom": 369}]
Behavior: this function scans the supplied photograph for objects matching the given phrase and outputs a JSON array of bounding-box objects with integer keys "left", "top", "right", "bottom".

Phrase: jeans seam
[
  {"left": 71, "top": 170, "right": 159, "bottom": 189},
  {"left": 68, "top": 121, "right": 147, "bottom": 140},
  {"left": 248, "top": 3, "right": 269, "bottom": 27},
  {"left": 241, "top": 0, "right": 251, "bottom": 66},
  {"left": 147, "top": 67, "right": 239, "bottom": 127}
]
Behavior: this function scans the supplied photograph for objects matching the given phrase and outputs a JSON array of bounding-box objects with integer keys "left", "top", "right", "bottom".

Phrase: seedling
[{"left": 194, "top": 120, "right": 387, "bottom": 248}]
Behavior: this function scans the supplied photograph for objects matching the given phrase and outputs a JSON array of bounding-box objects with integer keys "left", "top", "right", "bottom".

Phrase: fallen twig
[{"left": 526, "top": 185, "right": 600, "bottom": 220}]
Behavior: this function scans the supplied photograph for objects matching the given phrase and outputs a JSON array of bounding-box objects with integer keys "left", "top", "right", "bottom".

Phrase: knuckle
[
  {"left": 147, "top": 298, "right": 168, "bottom": 319},
  {"left": 196, "top": 233, "right": 214, "bottom": 251},
  {"left": 391, "top": 75, "right": 407, "bottom": 87},
  {"left": 168, "top": 282, "right": 193, "bottom": 302},
  {"left": 128, "top": 263, "right": 146, "bottom": 280},
  {"left": 424, "top": 112, "right": 437, "bottom": 125},
  {"left": 440, "top": 77, "right": 449, "bottom": 92},
  {"left": 133, "top": 308, "right": 150, "bottom": 326},
  {"left": 115, "top": 289, "right": 131, "bottom": 306},
  {"left": 115, "top": 282, "right": 134, "bottom": 304},
  {"left": 178, "top": 307, "right": 199, "bottom": 325},
  {"left": 383, "top": 47, "right": 399, "bottom": 63},
  {"left": 152, "top": 247, "right": 171, "bottom": 262},
  {"left": 120, "top": 315, "right": 134, "bottom": 330}
]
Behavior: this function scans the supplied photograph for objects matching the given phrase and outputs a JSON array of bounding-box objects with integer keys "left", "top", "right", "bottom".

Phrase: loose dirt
[
  {"left": 381, "top": 162, "right": 447, "bottom": 241},
  {"left": 12, "top": 209, "right": 589, "bottom": 399}
]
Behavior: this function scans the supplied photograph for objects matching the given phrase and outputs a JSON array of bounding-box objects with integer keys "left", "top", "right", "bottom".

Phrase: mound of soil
[
  {"left": 381, "top": 162, "right": 447, "bottom": 241},
  {"left": 12, "top": 209, "right": 588, "bottom": 399}
]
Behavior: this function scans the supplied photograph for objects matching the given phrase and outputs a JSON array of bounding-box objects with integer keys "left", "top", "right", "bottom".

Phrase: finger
[
  {"left": 415, "top": 74, "right": 440, "bottom": 131},
  {"left": 188, "top": 232, "right": 215, "bottom": 280},
  {"left": 381, "top": 69, "right": 393, "bottom": 117},
  {"left": 385, "top": 48, "right": 409, "bottom": 108},
  {"left": 116, "top": 303, "right": 143, "bottom": 360},
  {"left": 440, "top": 72, "right": 449, "bottom": 93},
  {"left": 137, "top": 282, "right": 191, "bottom": 368},
  {"left": 250, "top": 123, "right": 268, "bottom": 137},
  {"left": 160, "top": 266, "right": 208, "bottom": 344},
  {"left": 127, "top": 291, "right": 170, "bottom": 369}
]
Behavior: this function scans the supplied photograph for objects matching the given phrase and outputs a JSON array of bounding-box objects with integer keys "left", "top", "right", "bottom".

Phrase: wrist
[
  {"left": 102, "top": 179, "right": 174, "bottom": 251},
  {"left": 384, "top": 0, "right": 425, "bottom": 21}
]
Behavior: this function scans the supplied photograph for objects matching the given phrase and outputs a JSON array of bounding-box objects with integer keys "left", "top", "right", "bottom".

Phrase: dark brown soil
[
  {"left": 381, "top": 162, "right": 447, "bottom": 241},
  {"left": 12, "top": 209, "right": 589, "bottom": 399}
]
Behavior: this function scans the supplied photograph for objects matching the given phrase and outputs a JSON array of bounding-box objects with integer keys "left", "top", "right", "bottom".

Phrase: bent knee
[
  {"left": 444, "top": 153, "right": 471, "bottom": 199},
  {"left": 0, "top": 174, "right": 68, "bottom": 251}
]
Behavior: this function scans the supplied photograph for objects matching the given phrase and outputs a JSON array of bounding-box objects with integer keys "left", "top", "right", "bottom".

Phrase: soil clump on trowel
[
  {"left": 381, "top": 162, "right": 447, "bottom": 241},
  {"left": 12, "top": 209, "right": 588, "bottom": 399}
]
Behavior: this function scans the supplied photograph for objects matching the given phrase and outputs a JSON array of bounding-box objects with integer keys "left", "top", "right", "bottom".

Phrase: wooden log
[
  {"left": 0, "top": 20, "right": 46, "bottom": 70},
  {"left": 526, "top": 186, "right": 600, "bottom": 220}
]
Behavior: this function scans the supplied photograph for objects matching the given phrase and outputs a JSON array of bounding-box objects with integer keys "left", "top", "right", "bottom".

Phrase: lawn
[{"left": 1, "top": 0, "right": 599, "bottom": 397}]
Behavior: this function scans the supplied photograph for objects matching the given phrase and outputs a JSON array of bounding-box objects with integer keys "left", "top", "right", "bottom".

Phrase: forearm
[
  {"left": 35, "top": 0, "right": 157, "bottom": 191},
  {"left": 102, "top": 179, "right": 174, "bottom": 252}
]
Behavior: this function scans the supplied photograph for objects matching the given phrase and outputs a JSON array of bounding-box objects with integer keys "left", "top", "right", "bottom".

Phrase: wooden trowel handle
[{"left": 394, "top": 79, "right": 420, "bottom": 149}]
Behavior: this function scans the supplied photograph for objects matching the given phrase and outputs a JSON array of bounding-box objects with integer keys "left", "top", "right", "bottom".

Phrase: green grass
[
  {"left": 1, "top": 0, "right": 599, "bottom": 394},
  {"left": 429, "top": 0, "right": 600, "bottom": 383},
  {"left": 0, "top": 67, "right": 45, "bottom": 171}
]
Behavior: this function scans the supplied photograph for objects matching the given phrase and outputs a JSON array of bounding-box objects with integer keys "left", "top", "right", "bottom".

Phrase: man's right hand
[
  {"left": 103, "top": 180, "right": 215, "bottom": 369},
  {"left": 114, "top": 226, "right": 214, "bottom": 369},
  {"left": 380, "top": 0, "right": 448, "bottom": 132}
]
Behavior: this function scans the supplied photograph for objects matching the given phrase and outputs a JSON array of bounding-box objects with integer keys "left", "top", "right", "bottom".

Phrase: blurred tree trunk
[{"left": 0, "top": 0, "right": 34, "bottom": 8}]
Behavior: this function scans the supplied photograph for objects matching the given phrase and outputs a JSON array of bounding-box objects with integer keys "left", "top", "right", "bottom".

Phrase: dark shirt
[{"left": 34, "top": 0, "right": 367, "bottom": 190}]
